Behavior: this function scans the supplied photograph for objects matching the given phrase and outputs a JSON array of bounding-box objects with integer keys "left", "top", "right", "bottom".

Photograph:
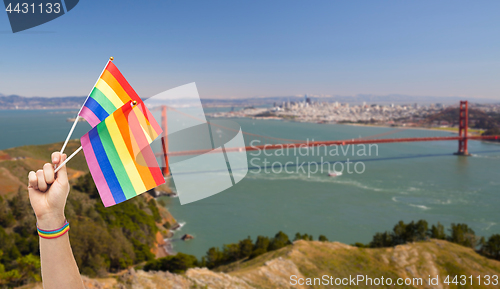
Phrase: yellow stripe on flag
[
  {"left": 101, "top": 70, "right": 131, "bottom": 104},
  {"left": 96, "top": 79, "right": 124, "bottom": 109},
  {"left": 105, "top": 114, "right": 147, "bottom": 193},
  {"left": 132, "top": 106, "right": 158, "bottom": 143}
]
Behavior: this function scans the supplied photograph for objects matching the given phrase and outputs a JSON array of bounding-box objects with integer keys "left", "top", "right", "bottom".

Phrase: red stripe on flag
[{"left": 105, "top": 62, "right": 141, "bottom": 103}]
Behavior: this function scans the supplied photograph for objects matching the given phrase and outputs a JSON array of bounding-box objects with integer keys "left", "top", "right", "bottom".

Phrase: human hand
[{"left": 28, "top": 152, "right": 69, "bottom": 229}]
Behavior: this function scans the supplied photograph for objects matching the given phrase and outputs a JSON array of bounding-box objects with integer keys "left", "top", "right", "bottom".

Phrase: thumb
[{"left": 53, "top": 152, "right": 68, "bottom": 183}]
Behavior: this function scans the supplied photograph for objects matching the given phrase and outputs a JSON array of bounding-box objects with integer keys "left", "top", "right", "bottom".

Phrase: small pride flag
[
  {"left": 79, "top": 61, "right": 142, "bottom": 127},
  {"left": 81, "top": 100, "right": 165, "bottom": 207}
]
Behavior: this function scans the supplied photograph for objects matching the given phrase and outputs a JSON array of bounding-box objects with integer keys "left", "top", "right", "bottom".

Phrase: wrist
[{"left": 36, "top": 213, "right": 66, "bottom": 230}]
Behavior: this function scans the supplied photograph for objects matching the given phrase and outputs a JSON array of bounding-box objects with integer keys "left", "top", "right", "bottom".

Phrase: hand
[{"left": 28, "top": 152, "right": 69, "bottom": 229}]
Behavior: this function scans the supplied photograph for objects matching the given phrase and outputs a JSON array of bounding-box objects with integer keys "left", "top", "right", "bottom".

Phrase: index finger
[
  {"left": 43, "top": 163, "right": 55, "bottom": 185},
  {"left": 52, "top": 152, "right": 61, "bottom": 165}
]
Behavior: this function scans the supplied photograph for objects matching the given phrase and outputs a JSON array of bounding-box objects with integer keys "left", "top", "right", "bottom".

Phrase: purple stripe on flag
[
  {"left": 80, "top": 106, "right": 101, "bottom": 128},
  {"left": 81, "top": 132, "right": 116, "bottom": 207}
]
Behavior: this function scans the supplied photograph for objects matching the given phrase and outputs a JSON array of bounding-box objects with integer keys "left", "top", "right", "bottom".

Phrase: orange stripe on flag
[
  {"left": 101, "top": 70, "right": 132, "bottom": 104},
  {"left": 106, "top": 62, "right": 141, "bottom": 102}
]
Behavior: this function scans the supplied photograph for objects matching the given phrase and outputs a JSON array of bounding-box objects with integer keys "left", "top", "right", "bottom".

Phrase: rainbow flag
[
  {"left": 79, "top": 61, "right": 142, "bottom": 127},
  {"left": 81, "top": 100, "right": 165, "bottom": 207}
]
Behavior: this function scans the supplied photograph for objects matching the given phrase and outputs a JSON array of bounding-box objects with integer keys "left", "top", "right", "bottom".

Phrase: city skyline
[{"left": 1, "top": 1, "right": 499, "bottom": 99}]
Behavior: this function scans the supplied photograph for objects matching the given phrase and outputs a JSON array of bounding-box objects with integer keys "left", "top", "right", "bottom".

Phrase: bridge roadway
[{"left": 164, "top": 135, "right": 500, "bottom": 157}]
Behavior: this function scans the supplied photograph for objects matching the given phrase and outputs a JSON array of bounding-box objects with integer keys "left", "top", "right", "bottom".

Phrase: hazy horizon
[{"left": 1, "top": 92, "right": 498, "bottom": 104}]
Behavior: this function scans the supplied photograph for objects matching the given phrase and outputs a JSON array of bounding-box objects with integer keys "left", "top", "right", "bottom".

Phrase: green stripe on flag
[
  {"left": 97, "top": 121, "right": 136, "bottom": 200},
  {"left": 90, "top": 87, "right": 117, "bottom": 114}
]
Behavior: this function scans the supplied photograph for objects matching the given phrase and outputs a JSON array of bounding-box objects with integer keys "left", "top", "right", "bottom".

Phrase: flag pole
[
  {"left": 60, "top": 57, "right": 114, "bottom": 154},
  {"left": 55, "top": 146, "right": 82, "bottom": 173},
  {"left": 60, "top": 117, "right": 80, "bottom": 155}
]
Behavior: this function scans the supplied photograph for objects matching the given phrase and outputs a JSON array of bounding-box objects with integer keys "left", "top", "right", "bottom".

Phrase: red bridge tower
[{"left": 456, "top": 101, "right": 470, "bottom": 156}]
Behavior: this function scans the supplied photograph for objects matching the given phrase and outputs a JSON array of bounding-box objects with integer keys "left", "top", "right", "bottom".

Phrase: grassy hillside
[
  {"left": 224, "top": 240, "right": 500, "bottom": 288},
  {"left": 424, "top": 107, "right": 500, "bottom": 130},
  {"left": 21, "top": 239, "right": 500, "bottom": 289},
  {"left": 0, "top": 140, "right": 86, "bottom": 196},
  {"left": 0, "top": 141, "right": 176, "bottom": 288}
]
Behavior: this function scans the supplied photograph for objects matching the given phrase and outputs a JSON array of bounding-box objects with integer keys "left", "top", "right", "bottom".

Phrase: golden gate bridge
[{"left": 156, "top": 101, "right": 500, "bottom": 175}]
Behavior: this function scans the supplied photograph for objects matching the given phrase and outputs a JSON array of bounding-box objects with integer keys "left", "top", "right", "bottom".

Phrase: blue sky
[{"left": 0, "top": 0, "right": 499, "bottom": 99}]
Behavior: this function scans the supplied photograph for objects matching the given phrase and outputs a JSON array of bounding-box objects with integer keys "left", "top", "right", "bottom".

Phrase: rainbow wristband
[{"left": 37, "top": 220, "right": 70, "bottom": 239}]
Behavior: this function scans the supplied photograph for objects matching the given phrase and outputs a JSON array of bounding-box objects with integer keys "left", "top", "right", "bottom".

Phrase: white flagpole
[
  {"left": 55, "top": 146, "right": 82, "bottom": 173},
  {"left": 60, "top": 117, "right": 80, "bottom": 155},
  {"left": 60, "top": 57, "right": 113, "bottom": 154}
]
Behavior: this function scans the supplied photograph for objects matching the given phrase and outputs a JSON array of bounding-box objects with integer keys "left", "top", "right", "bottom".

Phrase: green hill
[
  {"left": 22, "top": 239, "right": 500, "bottom": 289},
  {"left": 0, "top": 141, "right": 176, "bottom": 288},
  {"left": 424, "top": 107, "right": 500, "bottom": 129}
]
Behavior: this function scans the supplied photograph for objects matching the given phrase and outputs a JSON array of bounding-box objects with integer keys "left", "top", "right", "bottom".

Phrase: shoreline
[
  {"left": 151, "top": 181, "right": 186, "bottom": 258},
  {"left": 342, "top": 122, "right": 460, "bottom": 134},
  {"left": 159, "top": 221, "right": 187, "bottom": 256},
  {"left": 213, "top": 114, "right": 487, "bottom": 136},
  {"left": 340, "top": 123, "right": 498, "bottom": 139}
]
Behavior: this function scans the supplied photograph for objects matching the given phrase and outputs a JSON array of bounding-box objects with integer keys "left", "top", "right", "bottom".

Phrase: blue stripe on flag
[
  {"left": 89, "top": 127, "right": 127, "bottom": 204},
  {"left": 84, "top": 97, "right": 109, "bottom": 122}
]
